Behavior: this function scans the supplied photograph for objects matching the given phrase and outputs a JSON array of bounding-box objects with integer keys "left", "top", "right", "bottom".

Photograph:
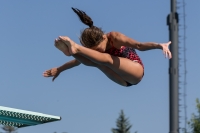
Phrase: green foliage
[
  {"left": 112, "top": 110, "right": 137, "bottom": 133},
  {"left": 188, "top": 98, "right": 200, "bottom": 133}
]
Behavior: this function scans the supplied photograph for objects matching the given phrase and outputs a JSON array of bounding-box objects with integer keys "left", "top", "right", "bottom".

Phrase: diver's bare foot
[
  {"left": 54, "top": 39, "right": 71, "bottom": 56},
  {"left": 58, "top": 36, "right": 79, "bottom": 55}
]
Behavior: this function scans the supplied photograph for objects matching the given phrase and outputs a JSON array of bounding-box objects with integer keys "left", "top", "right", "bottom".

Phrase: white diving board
[{"left": 0, "top": 106, "right": 61, "bottom": 128}]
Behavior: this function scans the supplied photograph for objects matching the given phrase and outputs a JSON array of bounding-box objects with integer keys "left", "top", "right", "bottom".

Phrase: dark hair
[{"left": 72, "top": 7, "right": 104, "bottom": 48}]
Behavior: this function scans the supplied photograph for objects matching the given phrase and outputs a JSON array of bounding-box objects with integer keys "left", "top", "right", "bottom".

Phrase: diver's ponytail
[{"left": 72, "top": 7, "right": 93, "bottom": 28}]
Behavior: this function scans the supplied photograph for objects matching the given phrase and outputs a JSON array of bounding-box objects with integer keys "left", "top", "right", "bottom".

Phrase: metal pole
[{"left": 167, "top": 0, "right": 179, "bottom": 133}]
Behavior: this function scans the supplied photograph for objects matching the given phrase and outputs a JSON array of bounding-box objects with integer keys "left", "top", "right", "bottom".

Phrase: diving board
[{"left": 0, "top": 106, "right": 61, "bottom": 128}]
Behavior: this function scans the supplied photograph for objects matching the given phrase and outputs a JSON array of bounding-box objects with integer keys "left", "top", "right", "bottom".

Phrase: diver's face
[{"left": 90, "top": 35, "right": 108, "bottom": 52}]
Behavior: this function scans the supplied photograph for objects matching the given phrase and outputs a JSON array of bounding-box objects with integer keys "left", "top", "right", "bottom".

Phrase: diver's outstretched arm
[
  {"left": 43, "top": 59, "right": 80, "bottom": 81},
  {"left": 57, "top": 59, "right": 80, "bottom": 72},
  {"left": 109, "top": 32, "right": 172, "bottom": 58}
]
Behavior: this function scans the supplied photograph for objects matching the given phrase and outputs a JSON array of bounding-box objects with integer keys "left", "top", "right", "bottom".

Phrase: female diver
[{"left": 43, "top": 8, "right": 172, "bottom": 87}]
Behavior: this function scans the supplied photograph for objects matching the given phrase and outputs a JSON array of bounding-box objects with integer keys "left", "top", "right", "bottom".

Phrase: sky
[{"left": 0, "top": 0, "right": 200, "bottom": 133}]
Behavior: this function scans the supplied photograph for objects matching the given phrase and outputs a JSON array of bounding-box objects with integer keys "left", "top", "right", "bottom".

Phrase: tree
[
  {"left": 188, "top": 98, "right": 200, "bottom": 133},
  {"left": 112, "top": 110, "right": 137, "bottom": 133},
  {"left": 0, "top": 125, "right": 17, "bottom": 133}
]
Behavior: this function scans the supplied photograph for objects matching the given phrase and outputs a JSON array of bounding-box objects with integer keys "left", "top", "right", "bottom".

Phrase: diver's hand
[
  {"left": 160, "top": 41, "right": 172, "bottom": 59},
  {"left": 43, "top": 67, "right": 60, "bottom": 81}
]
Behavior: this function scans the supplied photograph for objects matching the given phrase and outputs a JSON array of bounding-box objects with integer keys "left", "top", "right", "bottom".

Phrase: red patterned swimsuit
[{"left": 105, "top": 46, "right": 144, "bottom": 69}]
